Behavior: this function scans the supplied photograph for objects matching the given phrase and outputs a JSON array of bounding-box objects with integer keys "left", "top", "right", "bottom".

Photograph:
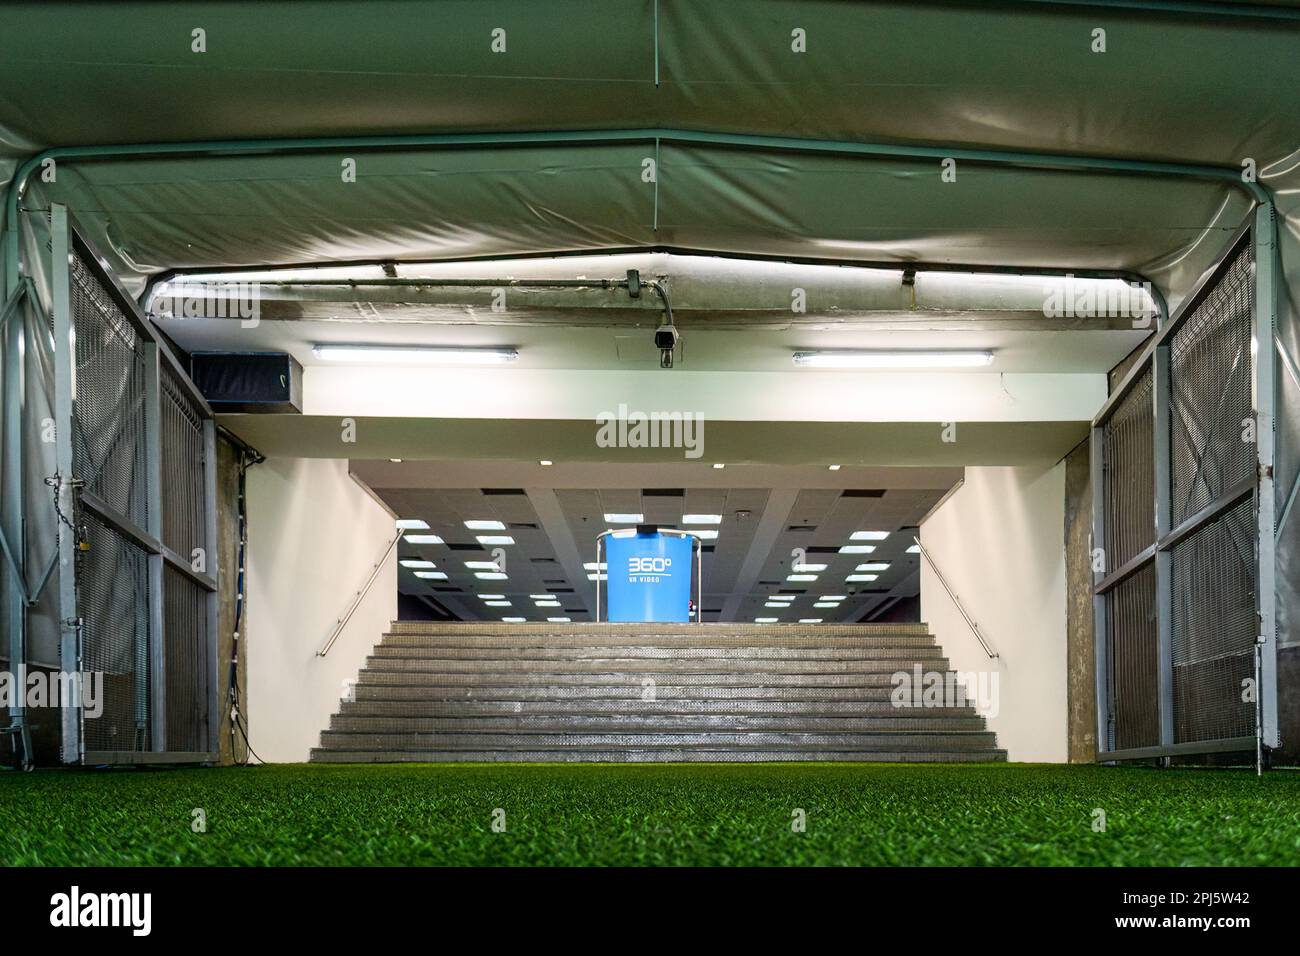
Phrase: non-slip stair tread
[
  {"left": 311, "top": 750, "right": 1007, "bottom": 764},
  {"left": 339, "top": 700, "right": 982, "bottom": 716}
]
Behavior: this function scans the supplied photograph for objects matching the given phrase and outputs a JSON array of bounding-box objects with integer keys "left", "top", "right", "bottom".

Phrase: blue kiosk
[{"left": 596, "top": 527, "right": 702, "bottom": 623}]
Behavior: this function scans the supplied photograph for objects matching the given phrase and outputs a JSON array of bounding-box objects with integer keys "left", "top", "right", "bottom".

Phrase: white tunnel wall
[
  {"left": 245, "top": 457, "right": 397, "bottom": 762},
  {"left": 920, "top": 464, "right": 1069, "bottom": 763}
]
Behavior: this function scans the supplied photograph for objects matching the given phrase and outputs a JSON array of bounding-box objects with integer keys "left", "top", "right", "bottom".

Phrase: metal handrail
[
  {"left": 595, "top": 528, "right": 702, "bottom": 623},
  {"left": 318, "top": 532, "right": 401, "bottom": 657},
  {"left": 912, "top": 536, "right": 998, "bottom": 659}
]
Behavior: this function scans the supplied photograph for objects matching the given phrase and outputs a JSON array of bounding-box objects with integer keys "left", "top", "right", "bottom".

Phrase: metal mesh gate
[
  {"left": 1092, "top": 215, "right": 1278, "bottom": 762},
  {"left": 49, "top": 204, "right": 219, "bottom": 764}
]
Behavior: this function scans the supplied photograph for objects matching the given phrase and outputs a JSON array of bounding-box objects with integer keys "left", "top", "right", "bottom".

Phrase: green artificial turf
[{"left": 1, "top": 762, "right": 1297, "bottom": 866}]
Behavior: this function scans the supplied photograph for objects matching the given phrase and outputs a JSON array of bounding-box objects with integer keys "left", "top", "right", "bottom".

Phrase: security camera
[
  {"left": 655, "top": 323, "right": 679, "bottom": 368},
  {"left": 654, "top": 324, "right": 679, "bottom": 351}
]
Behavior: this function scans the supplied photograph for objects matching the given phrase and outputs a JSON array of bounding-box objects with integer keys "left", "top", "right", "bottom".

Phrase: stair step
[
  {"left": 363, "top": 657, "right": 950, "bottom": 674},
  {"left": 378, "top": 634, "right": 938, "bottom": 650},
  {"left": 353, "top": 671, "right": 926, "bottom": 689},
  {"left": 386, "top": 622, "right": 932, "bottom": 637},
  {"left": 370, "top": 644, "right": 938, "bottom": 660},
  {"left": 341, "top": 698, "right": 979, "bottom": 716},
  {"left": 311, "top": 749, "right": 1007, "bottom": 764},
  {"left": 317, "top": 730, "right": 1000, "bottom": 751},
  {"left": 329, "top": 715, "right": 989, "bottom": 733}
]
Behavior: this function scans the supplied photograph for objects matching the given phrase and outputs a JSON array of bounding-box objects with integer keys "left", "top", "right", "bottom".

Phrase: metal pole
[
  {"left": 203, "top": 419, "right": 220, "bottom": 754},
  {"left": 49, "top": 203, "right": 80, "bottom": 765},
  {"left": 1, "top": 282, "right": 28, "bottom": 765},
  {"left": 1153, "top": 346, "right": 1174, "bottom": 761},
  {"left": 144, "top": 341, "right": 165, "bottom": 752},
  {"left": 1253, "top": 203, "right": 1280, "bottom": 752}
]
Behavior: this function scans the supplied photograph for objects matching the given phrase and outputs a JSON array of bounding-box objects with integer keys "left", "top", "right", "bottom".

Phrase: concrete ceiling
[{"left": 353, "top": 460, "right": 960, "bottom": 624}]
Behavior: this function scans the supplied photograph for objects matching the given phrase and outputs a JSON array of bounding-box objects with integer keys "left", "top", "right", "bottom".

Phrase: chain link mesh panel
[
  {"left": 70, "top": 249, "right": 149, "bottom": 528},
  {"left": 1170, "top": 497, "right": 1257, "bottom": 744},
  {"left": 78, "top": 510, "right": 151, "bottom": 753},
  {"left": 160, "top": 368, "right": 205, "bottom": 558},
  {"left": 163, "top": 564, "right": 210, "bottom": 752},
  {"left": 1106, "top": 562, "right": 1159, "bottom": 751},
  {"left": 1104, "top": 368, "right": 1155, "bottom": 571},
  {"left": 1170, "top": 241, "right": 1255, "bottom": 525}
]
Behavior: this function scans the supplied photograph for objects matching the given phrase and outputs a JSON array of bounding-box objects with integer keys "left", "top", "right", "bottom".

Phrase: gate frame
[
  {"left": 1092, "top": 209, "right": 1280, "bottom": 762},
  {"left": 48, "top": 203, "right": 220, "bottom": 765}
]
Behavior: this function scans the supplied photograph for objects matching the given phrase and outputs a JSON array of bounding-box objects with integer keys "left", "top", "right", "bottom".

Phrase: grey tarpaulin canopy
[{"left": 0, "top": 3, "right": 1298, "bottom": 678}]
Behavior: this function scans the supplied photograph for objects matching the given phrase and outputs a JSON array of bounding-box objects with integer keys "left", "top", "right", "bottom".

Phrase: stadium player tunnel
[{"left": 1, "top": 0, "right": 1298, "bottom": 770}]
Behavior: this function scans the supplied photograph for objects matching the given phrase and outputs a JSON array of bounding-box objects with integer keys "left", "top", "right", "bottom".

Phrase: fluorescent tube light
[
  {"left": 502, "top": 617, "right": 526, "bottom": 623},
  {"left": 907, "top": 544, "right": 921, "bottom": 553},
  {"left": 547, "top": 617, "right": 571, "bottom": 623},
  {"left": 475, "top": 572, "right": 508, "bottom": 580},
  {"left": 850, "top": 531, "right": 890, "bottom": 541},
  {"left": 399, "top": 560, "right": 436, "bottom": 569},
  {"left": 464, "top": 520, "right": 506, "bottom": 531},
  {"left": 395, "top": 518, "right": 429, "bottom": 530},
  {"left": 535, "top": 600, "right": 561, "bottom": 608},
  {"left": 476, "top": 535, "right": 515, "bottom": 546},
  {"left": 484, "top": 600, "right": 512, "bottom": 607},
  {"left": 839, "top": 545, "right": 876, "bottom": 554},
  {"left": 312, "top": 345, "right": 518, "bottom": 365},
  {"left": 603, "top": 513, "right": 644, "bottom": 523},
  {"left": 755, "top": 617, "right": 778, "bottom": 624},
  {"left": 814, "top": 602, "right": 840, "bottom": 609},
  {"left": 787, "top": 574, "right": 818, "bottom": 582},
  {"left": 792, "top": 350, "right": 993, "bottom": 369},
  {"left": 846, "top": 574, "right": 878, "bottom": 583},
  {"left": 477, "top": 594, "right": 505, "bottom": 600},
  {"left": 855, "top": 563, "right": 890, "bottom": 572},
  {"left": 685, "top": 529, "right": 718, "bottom": 540},
  {"left": 821, "top": 595, "right": 847, "bottom": 601},
  {"left": 792, "top": 562, "right": 827, "bottom": 573},
  {"left": 403, "top": 533, "right": 444, "bottom": 545},
  {"left": 682, "top": 514, "right": 722, "bottom": 524},
  {"left": 413, "top": 571, "right": 447, "bottom": 580},
  {"left": 799, "top": 619, "right": 823, "bottom": 624}
]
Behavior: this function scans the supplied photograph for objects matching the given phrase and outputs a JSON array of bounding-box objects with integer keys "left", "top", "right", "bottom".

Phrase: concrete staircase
[{"left": 310, "top": 622, "right": 1005, "bottom": 763}]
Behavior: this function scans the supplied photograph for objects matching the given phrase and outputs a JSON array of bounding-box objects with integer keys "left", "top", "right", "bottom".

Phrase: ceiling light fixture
[
  {"left": 312, "top": 345, "right": 518, "bottom": 365},
  {"left": 682, "top": 514, "right": 723, "bottom": 525},
  {"left": 839, "top": 545, "right": 876, "bottom": 554},
  {"left": 539, "top": 460, "right": 554, "bottom": 466},
  {"left": 399, "top": 559, "right": 436, "bottom": 569},
  {"left": 475, "top": 571, "right": 508, "bottom": 580},
  {"left": 603, "top": 513, "right": 644, "bottom": 523},
  {"left": 403, "top": 533, "right": 444, "bottom": 545},
  {"left": 792, "top": 350, "right": 994, "bottom": 369},
  {"left": 476, "top": 535, "right": 515, "bottom": 546},
  {"left": 786, "top": 574, "right": 819, "bottom": 582},
  {"left": 395, "top": 518, "right": 429, "bottom": 530},
  {"left": 413, "top": 571, "right": 448, "bottom": 580},
  {"left": 827, "top": 464, "right": 841, "bottom": 471},
  {"left": 464, "top": 520, "right": 506, "bottom": 531},
  {"left": 845, "top": 574, "right": 878, "bottom": 583},
  {"left": 850, "top": 531, "right": 890, "bottom": 541}
]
